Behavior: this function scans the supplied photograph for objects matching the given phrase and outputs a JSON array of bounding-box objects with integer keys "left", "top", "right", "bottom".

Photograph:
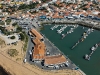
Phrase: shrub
[
  {"left": 10, "top": 36, "right": 15, "bottom": 39},
  {"left": 8, "top": 49, "right": 19, "bottom": 57}
]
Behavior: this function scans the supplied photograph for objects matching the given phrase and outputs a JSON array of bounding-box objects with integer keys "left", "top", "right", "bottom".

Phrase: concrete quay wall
[{"left": 41, "top": 19, "right": 100, "bottom": 30}]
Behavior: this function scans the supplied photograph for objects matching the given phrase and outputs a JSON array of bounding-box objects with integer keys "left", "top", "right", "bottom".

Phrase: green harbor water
[{"left": 41, "top": 25, "right": 100, "bottom": 75}]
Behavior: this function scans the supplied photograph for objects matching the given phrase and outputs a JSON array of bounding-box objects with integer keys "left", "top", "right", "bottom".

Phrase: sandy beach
[{"left": 0, "top": 39, "right": 82, "bottom": 75}]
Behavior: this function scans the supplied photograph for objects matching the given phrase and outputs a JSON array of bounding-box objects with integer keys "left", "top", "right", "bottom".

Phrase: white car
[
  {"left": 29, "top": 50, "right": 32, "bottom": 55},
  {"left": 23, "top": 59, "right": 27, "bottom": 63}
]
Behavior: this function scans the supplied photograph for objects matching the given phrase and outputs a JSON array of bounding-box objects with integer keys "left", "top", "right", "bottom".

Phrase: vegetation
[
  {"left": 0, "top": 21, "right": 5, "bottom": 25},
  {"left": 5, "top": 19, "right": 11, "bottom": 25},
  {"left": 10, "top": 36, "right": 15, "bottom": 39},
  {"left": 0, "top": 26, "right": 13, "bottom": 35},
  {"left": 41, "top": 0, "right": 47, "bottom": 2},
  {"left": 16, "top": 26, "right": 22, "bottom": 33},
  {"left": 22, "top": 31, "right": 28, "bottom": 51},
  {"left": 18, "top": 2, "right": 39, "bottom": 10},
  {"left": 79, "top": 4, "right": 88, "bottom": 9},
  {"left": 19, "top": 33, "right": 25, "bottom": 41},
  {"left": 53, "top": 3, "right": 60, "bottom": 8},
  {"left": 12, "top": 22, "right": 18, "bottom": 26},
  {"left": 8, "top": 49, "right": 19, "bottom": 57},
  {"left": 19, "top": 31, "right": 28, "bottom": 51},
  {"left": 0, "top": 38, "right": 5, "bottom": 45},
  {"left": 5, "top": 19, "right": 11, "bottom": 23}
]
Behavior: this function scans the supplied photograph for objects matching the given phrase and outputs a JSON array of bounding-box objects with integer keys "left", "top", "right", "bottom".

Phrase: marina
[
  {"left": 61, "top": 25, "right": 78, "bottom": 39},
  {"left": 41, "top": 24, "right": 100, "bottom": 75},
  {"left": 56, "top": 25, "right": 67, "bottom": 34},
  {"left": 71, "top": 28, "right": 94, "bottom": 49},
  {"left": 84, "top": 43, "right": 100, "bottom": 61}
]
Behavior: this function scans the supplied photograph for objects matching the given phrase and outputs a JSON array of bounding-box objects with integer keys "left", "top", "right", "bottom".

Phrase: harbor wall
[
  {"left": 41, "top": 33, "right": 86, "bottom": 75},
  {"left": 41, "top": 19, "right": 100, "bottom": 30}
]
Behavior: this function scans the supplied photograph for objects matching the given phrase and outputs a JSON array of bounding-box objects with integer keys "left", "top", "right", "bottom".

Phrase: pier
[
  {"left": 62, "top": 25, "right": 78, "bottom": 39},
  {"left": 71, "top": 27, "right": 94, "bottom": 49},
  {"left": 84, "top": 43, "right": 100, "bottom": 61}
]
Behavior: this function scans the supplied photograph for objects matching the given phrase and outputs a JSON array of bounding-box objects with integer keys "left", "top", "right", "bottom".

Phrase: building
[
  {"left": 30, "top": 29, "right": 46, "bottom": 62},
  {"left": 44, "top": 54, "right": 67, "bottom": 68}
]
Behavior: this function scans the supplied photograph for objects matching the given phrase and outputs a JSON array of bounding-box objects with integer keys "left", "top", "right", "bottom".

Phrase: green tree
[
  {"left": 10, "top": 36, "right": 15, "bottom": 39},
  {"left": 16, "top": 26, "right": 22, "bottom": 32},
  {"left": 19, "top": 33, "right": 25, "bottom": 41}
]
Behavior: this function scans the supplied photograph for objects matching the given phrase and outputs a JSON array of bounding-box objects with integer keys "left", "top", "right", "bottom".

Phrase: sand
[{"left": 0, "top": 41, "right": 82, "bottom": 75}]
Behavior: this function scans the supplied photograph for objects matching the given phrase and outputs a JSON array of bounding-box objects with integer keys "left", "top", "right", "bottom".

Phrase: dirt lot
[{"left": 0, "top": 40, "right": 82, "bottom": 75}]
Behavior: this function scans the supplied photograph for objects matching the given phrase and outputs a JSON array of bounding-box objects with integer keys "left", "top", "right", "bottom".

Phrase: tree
[
  {"left": 10, "top": 36, "right": 15, "bottom": 39},
  {"left": 12, "top": 22, "right": 18, "bottom": 26},
  {"left": 19, "top": 33, "right": 25, "bottom": 41},
  {"left": 16, "top": 26, "right": 22, "bottom": 32}
]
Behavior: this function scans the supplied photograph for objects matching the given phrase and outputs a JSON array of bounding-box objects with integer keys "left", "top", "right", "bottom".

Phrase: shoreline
[
  {"left": 41, "top": 32, "right": 86, "bottom": 75},
  {"left": 41, "top": 19, "right": 100, "bottom": 30}
]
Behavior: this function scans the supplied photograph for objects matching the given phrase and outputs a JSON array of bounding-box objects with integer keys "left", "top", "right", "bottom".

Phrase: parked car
[{"left": 23, "top": 59, "right": 27, "bottom": 63}]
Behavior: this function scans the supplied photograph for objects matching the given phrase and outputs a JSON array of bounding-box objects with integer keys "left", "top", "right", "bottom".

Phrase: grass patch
[
  {"left": 0, "top": 38, "right": 5, "bottom": 45},
  {"left": 8, "top": 49, "right": 19, "bottom": 57},
  {"left": 20, "top": 31, "right": 28, "bottom": 52}
]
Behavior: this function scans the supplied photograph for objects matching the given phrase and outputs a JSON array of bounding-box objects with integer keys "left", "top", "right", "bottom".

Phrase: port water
[{"left": 41, "top": 24, "right": 100, "bottom": 75}]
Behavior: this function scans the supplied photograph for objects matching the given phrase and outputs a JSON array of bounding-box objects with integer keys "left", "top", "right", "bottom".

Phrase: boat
[
  {"left": 91, "top": 46, "right": 96, "bottom": 51},
  {"left": 62, "top": 34, "right": 64, "bottom": 36},
  {"left": 85, "top": 54, "right": 90, "bottom": 60},
  {"left": 95, "top": 44, "right": 98, "bottom": 48}
]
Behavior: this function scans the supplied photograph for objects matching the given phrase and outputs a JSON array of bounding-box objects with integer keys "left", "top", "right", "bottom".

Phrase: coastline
[
  {"left": 41, "top": 19, "right": 100, "bottom": 30},
  {"left": 41, "top": 32, "right": 86, "bottom": 75}
]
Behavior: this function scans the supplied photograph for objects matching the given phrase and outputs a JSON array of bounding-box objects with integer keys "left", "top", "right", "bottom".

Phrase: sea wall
[{"left": 41, "top": 19, "right": 100, "bottom": 30}]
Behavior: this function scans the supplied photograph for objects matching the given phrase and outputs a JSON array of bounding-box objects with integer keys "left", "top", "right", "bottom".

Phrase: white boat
[
  {"left": 85, "top": 54, "right": 90, "bottom": 60},
  {"left": 91, "top": 46, "right": 95, "bottom": 51}
]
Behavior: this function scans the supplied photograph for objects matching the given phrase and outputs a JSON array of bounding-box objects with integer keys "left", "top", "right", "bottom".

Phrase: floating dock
[
  {"left": 71, "top": 28, "right": 94, "bottom": 49},
  {"left": 62, "top": 25, "right": 78, "bottom": 39},
  {"left": 84, "top": 43, "right": 99, "bottom": 61}
]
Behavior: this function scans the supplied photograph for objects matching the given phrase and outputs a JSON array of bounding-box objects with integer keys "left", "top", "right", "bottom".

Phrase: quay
[{"left": 41, "top": 19, "right": 100, "bottom": 30}]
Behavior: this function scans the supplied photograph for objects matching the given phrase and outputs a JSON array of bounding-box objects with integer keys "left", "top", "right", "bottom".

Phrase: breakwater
[{"left": 41, "top": 19, "right": 100, "bottom": 30}]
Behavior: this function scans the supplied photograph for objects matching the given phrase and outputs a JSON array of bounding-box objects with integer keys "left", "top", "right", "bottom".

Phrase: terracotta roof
[
  {"left": 44, "top": 55, "right": 67, "bottom": 65},
  {"left": 30, "top": 29, "right": 43, "bottom": 39},
  {"left": 32, "top": 38, "right": 45, "bottom": 60},
  {"left": 30, "top": 28, "right": 45, "bottom": 60}
]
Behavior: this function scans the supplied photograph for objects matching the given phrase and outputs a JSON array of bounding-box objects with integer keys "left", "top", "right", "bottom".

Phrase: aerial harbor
[{"left": 0, "top": 0, "right": 100, "bottom": 75}]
